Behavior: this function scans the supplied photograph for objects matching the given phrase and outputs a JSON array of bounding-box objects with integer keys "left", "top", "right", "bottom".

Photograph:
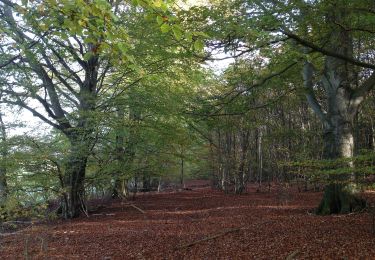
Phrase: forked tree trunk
[
  {"left": 302, "top": 7, "right": 372, "bottom": 214},
  {"left": 113, "top": 179, "right": 128, "bottom": 198}
]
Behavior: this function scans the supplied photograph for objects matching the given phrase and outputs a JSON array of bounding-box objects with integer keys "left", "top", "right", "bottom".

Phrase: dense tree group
[{"left": 0, "top": 0, "right": 374, "bottom": 220}]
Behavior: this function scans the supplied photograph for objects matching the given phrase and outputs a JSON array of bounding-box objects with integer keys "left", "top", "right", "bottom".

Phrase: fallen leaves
[{"left": 1, "top": 181, "right": 375, "bottom": 259}]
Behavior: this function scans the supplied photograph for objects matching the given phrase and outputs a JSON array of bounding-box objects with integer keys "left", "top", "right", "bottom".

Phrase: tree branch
[
  {"left": 350, "top": 72, "right": 375, "bottom": 111},
  {"left": 282, "top": 30, "right": 375, "bottom": 70},
  {"left": 302, "top": 61, "right": 327, "bottom": 124}
]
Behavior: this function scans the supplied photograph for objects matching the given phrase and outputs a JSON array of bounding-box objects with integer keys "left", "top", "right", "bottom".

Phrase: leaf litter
[{"left": 1, "top": 180, "right": 375, "bottom": 259}]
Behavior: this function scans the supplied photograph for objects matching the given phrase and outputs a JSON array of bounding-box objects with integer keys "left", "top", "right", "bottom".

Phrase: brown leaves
[{"left": 1, "top": 181, "right": 375, "bottom": 259}]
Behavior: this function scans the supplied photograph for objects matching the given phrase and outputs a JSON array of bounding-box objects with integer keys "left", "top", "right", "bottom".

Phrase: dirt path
[{"left": 1, "top": 182, "right": 375, "bottom": 259}]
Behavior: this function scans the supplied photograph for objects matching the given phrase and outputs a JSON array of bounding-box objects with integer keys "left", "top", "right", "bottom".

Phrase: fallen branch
[
  {"left": 0, "top": 227, "right": 31, "bottom": 237},
  {"left": 1, "top": 220, "right": 34, "bottom": 225},
  {"left": 286, "top": 250, "right": 300, "bottom": 260},
  {"left": 176, "top": 226, "right": 244, "bottom": 249},
  {"left": 91, "top": 213, "right": 116, "bottom": 216},
  {"left": 177, "top": 220, "right": 274, "bottom": 250},
  {"left": 130, "top": 204, "right": 145, "bottom": 214}
]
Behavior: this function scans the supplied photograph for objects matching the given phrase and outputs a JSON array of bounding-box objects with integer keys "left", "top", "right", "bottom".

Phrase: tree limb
[
  {"left": 302, "top": 60, "right": 327, "bottom": 124},
  {"left": 350, "top": 72, "right": 375, "bottom": 111},
  {"left": 282, "top": 31, "right": 375, "bottom": 70}
]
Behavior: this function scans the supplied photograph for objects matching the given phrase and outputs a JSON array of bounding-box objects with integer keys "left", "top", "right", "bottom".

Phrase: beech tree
[
  {"left": 0, "top": 113, "right": 7, "bottom": 204},
  {"left": 187, "top": 0, "right": 374, "bottom": 213},
  {"left": 0, "top": 0, "right": 188, "bottom": 218},
  {"left": 0, "top": 0, "right": 373, "bottom": 222}
]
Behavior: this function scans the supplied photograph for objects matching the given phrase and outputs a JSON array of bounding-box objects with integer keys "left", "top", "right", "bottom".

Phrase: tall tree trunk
[
  {"left": 112, "top": 106, "right": 129, "bottom": 199},
  {"left": 302, "top": 8, "right": 368, "bottom": 214},
  {"left": 142, "top": 174, "right": 151, "bottom": 192},
  {"left": 257, "top": 126, "right": 263, "bottom": 192},
  {"left": 370, "top": 117, "right": 375, "bottom": 151},
  {"left": 317, "top": 106, "right": 365, "bottom": 214},
  {"left": 316, "top": 36, "right": 367, "bottom": 213},
  {"left": 180, "top": 157, "right": 185, "bottom": 189},
  {"left": 0, "top": 113, "right": 7, "bottom": 205},
  {"left": 61, "top": 134, "right": 91, "bottom": 219},
  {"left": 235, "top": 130, "right": 249, "bottom": 194}
]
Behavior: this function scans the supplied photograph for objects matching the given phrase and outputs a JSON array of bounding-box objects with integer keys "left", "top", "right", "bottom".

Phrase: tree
[
  {"left": 0, "top": 112, "right": 7, "bottom": 204},
  {"left": 189, "top": 0, "right": 374, "bottom": 213},
  {"left": 298, "top": 1, "right": 374, "bottom": 213},
  {"left": 0, "top": 0, "right": 182, "bottom": 217}
]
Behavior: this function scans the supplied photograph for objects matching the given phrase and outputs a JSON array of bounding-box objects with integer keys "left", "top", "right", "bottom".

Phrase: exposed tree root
[{"left": 316, "top": 183, "right": 366, "bottom": 215}]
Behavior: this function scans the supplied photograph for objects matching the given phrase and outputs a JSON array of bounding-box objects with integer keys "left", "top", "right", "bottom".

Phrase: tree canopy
[{"left": 0, "top": 0, "right": 374, "bottom": 220}]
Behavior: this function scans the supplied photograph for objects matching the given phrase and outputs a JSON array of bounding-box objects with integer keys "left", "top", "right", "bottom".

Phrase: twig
[
  {"left": 24, "top": 235, "right": 30, "bottom": 260},
  {"left": 286, "top": 250, "right": 300, "bottom": 260},
  {"left": 0, "top": 229, "right": 28, "bottom": 236},
  {"left": 176, "top": 226, "right": 244, "bottom": 249},
  {"left": 1, "top": 220, "right": 34, "bottom": 225},
  {"left": 36, "top": 236, "right": 47, "bottom": 254},
  {"left": 129, "top": 204, "right": 145, "bottom": 214},
  {"left": 180, "top": 220, "right": 275, "bottom": 250},
  {"left": 0, "top": 224, "right": 33, "bottom": 236}
]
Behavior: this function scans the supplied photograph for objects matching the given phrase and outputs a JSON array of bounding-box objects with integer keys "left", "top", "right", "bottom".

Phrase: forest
[{"left": 0, "top": 0, "right": 375, "bottom": 258}]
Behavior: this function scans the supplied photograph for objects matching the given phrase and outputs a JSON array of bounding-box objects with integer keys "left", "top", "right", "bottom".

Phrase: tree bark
[
  {"left": 61, "top": 133, "right": 91, "bottom": 219},
  {"left": 257, "top": 126, "right": 263, "bottom": 192},
  {"left": 296, "top": 2, "right": 375, "bottom": 214},
  {"left": 302, "top": 8, "right": 370, "bottom": 214},
  {"left": 317, "top": 110, "right": 365, "bottom": 214},
  {"left": 0, "top": 113, "right": 7, "bottom": 205},
  {"left": 180, "top": 157, "right": 185, "bottom": 189}
]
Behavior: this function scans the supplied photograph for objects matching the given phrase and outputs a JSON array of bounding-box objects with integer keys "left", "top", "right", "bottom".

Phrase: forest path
[{"left": 1, "top": 181, "right": 375, "bottom": 259}]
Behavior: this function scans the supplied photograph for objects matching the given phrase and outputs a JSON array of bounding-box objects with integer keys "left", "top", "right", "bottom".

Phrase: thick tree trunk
[
  {"left": 61, "top": 136, "right": 91, "bottom": 219},
  {"left": 302, "top": 7, "right": 370, "bottom": 214},
  {"left": 315, "top": 70, "right": 365, "bottom": 215},
  {"left": 317, "top": 183, "right": 366, "bottom": 214},
  {"left": 317, "top": 117, "right": 365, "bottom": 214}
]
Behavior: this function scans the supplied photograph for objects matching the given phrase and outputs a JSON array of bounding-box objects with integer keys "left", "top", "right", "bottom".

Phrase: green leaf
[
  {"left": 194, "top": 39, "right": 205, "bottom": 51},
  {"left": 172, "top": 25, "right": 182, "bottom": 40},
  {"left": 156, "top": 16, "right": 163, "bottom": 25},
  {"left": 153, "top": 0, "right": 162, "bottom": 7},
  {"left": 193, "top": 31, "right": 210, "bottom": 38},
  {"left": 83, "top": 52, "right": 93, "bottom": 61},
  {"left": 160, "top": 2, "right": 168, "bottom": 12},
  {"left": 160, "top": 23, "right": 170, "bottom": 33},
  {"left": 118, "top": 43, "right": 128, "bottom": 53},
  {"left": 185, "top": 32, "right": 193, "bottom": 42}
]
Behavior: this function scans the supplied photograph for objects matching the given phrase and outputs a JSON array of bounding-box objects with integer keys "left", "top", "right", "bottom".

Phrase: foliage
[{"left": 0, "top": 0, "right": 374, "bottom": 218}]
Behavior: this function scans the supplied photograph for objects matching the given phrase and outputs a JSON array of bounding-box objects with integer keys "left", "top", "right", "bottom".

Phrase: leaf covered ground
[{"left": 1, "top": 181, "right": 375, "bottom": 259}]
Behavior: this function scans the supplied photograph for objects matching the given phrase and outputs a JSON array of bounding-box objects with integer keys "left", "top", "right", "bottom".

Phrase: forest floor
[{"left": 1, "top": 180, "right": 375, "bottom": 259}]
